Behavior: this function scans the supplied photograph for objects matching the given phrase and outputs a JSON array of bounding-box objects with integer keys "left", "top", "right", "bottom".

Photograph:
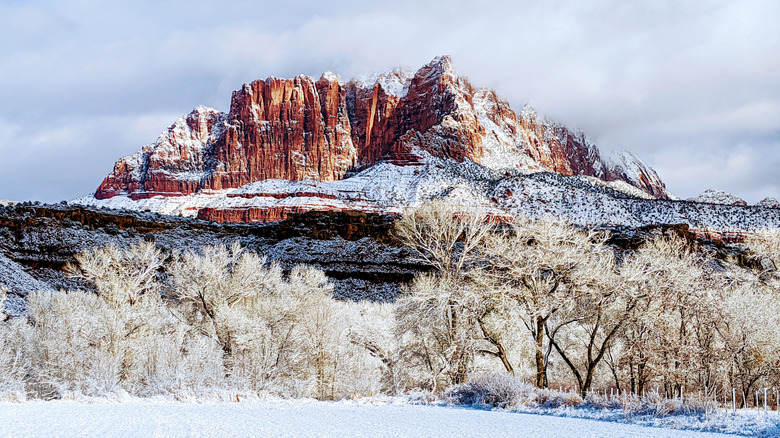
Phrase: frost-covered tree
[
  {"left": 61, "top": 241, "right": 209, "bottom": 395},
  {"left": 68, "top": 241, "right": 163, "bottom": 307},
  {"left": 394, "top": 200, "right": 495, "bottom": 277},
  {"left": 167, "top": 242, "right": 285, "bottom": 356},
  {"left": 168, "top": 242, "right": 355, "bottom": 399},
  {"left": 394, "top": 202, "right": 504, "bottom": 390},
  {"left": 479, "top": 218, "right": 612, "bottom": 389},
  {"left": 717, "top": 279, "right": 780, "bottom": 407},
  {"left": 542, "top": 254, "right": 644, "bottom": 397},
  {"left": 395, "top": 274, "right": 496, "bottom": 391},
  {"left": 746, "top": 229, "right": 780, "bottom": 270},
  {"left": 615, "top": 234, "right": 716, "bottom": 396},
  {"left": 0, "top": 286, "right": 30, "bottom": 398}
]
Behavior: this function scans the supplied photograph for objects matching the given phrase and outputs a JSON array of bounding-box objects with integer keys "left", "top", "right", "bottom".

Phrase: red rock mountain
[{"left": 92, "top": 57, "right": 669, "bottom": 222}]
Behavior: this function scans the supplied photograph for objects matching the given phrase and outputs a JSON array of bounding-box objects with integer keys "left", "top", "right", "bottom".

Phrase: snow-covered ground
[{"left": 0, "top": 398, "right": 755, "bottom": 438}]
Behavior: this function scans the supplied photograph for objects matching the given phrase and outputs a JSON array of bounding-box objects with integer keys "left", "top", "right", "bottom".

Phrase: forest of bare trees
[{"left": 1, "top": 201, "right": 779, "bottom": 412}]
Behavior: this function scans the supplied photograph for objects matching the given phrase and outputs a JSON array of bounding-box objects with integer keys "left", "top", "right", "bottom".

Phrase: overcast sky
[{"left": 1, "top": 0, "right": 778, "bottom": 203}]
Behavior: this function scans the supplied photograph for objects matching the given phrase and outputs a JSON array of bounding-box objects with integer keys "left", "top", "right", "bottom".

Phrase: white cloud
[{"left": 0, "top": 0, "right": 778, "bottom": 203}]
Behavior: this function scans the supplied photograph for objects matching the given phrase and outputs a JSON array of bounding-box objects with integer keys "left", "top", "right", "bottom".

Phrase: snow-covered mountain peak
[
  {"left": 88, "top": 56, "right": 672, "bottom": 217},
  {"left": 352, "top": 66, "right": 415, "bottom": 97}
]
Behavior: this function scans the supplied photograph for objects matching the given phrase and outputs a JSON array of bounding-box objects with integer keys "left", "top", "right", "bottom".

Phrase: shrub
[
  {"left": 0, "top": 288, "right": 30, "bottom": 400},
  {"left": 23, "top": 289, "right": 223, "bottom": 399},
  {"left": 445, "top": 373, "right": 583, "bottom": 409}
]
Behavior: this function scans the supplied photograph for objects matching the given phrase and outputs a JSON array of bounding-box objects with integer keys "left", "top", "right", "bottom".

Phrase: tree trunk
[
  {"left": 535, "top": 315, "right": 546, "bottom": 388},
  {"left": 478, "top": 319, "right": 514, "bottom": 375}
]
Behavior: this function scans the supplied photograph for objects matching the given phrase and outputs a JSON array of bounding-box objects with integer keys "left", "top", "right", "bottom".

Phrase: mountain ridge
[{"left": 89, "top": 56, "right": 669, "bottom": 221}]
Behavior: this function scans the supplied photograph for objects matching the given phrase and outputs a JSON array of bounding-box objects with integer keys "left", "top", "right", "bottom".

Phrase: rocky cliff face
[{"left": 93, "top": 56, "right": 669, "bottom": 214}]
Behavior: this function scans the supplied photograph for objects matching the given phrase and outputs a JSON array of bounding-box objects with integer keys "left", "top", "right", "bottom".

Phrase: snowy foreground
[{"left": 0, "top": 398, "right": 764, "bottom": 438}]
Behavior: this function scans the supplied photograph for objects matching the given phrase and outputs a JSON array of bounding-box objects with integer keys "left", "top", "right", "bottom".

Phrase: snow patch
[
  {"left": 320, "top": 71, "right": 341, "bottom": 84},
  {"left": 0, "top": 252, "right": 50, "bottom": 299},
  {"left": 472, "top": 90, "right": 545, "bottom": 173},
  {"left": 353, "top": 67, "right": 415, "bottom": 97}
]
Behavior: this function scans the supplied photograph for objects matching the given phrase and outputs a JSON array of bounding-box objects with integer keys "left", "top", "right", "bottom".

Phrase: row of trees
[
  {"left": 0, "top": 200, "right": 778, "bottom": 404},
  {"left": 1, "top": 241, "right": 387, "bottom": 400},
  {"left": 394, "top": 201, "right": 780, "bottom": 402}
]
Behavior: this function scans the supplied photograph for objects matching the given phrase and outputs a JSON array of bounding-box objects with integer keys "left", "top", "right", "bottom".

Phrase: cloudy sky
[{"left": 1, "top": 0, "right": 778, "bottom": 203}]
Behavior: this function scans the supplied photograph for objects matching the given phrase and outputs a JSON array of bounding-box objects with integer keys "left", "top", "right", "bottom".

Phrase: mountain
[{"left": 82, "top": 57, "right": 670, "bottom": 223}]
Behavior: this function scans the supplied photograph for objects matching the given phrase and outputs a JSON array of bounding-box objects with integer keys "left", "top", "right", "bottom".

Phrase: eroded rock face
[
  {"left": 94, "top": 56, "right": 670, "bottom": 218},
  {"left": 207, "top": 74, "right": 358, "bottom": 190},
  {"left": 96, "top": 75, "right": 358, "bottom": 200},
  {"left": 96, "top": 106, "right": 226, "bottom": 199}
]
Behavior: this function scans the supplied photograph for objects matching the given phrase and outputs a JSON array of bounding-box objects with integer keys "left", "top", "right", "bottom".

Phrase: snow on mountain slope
[
  {"left": 76, "top": 56, "right": 780, "bottom": 235},
  {"left": 351, "top": 66, "right": 416, "bottom": 98},
  {"left": 89, "top": 56, "right": 670, "bottom": 213},
  {"left": 0, "top": 252, "right": 50, "bottom": 316},
  {"left": 75, "top": 152, "right": 780, "bottom": 237}
]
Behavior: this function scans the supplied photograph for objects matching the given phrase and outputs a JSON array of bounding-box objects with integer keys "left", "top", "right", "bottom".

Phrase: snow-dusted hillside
[
  {"left": 75, "top": 152, "right": 780, "bottom": 234},
  {"left": 0, "top": 252, "right": 49, "bottom": 316}
]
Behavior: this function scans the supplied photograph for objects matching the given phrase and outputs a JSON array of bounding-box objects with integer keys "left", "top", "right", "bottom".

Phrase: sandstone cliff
[{"left": 93, "top": 56, "right": 669, "bottom": 214}]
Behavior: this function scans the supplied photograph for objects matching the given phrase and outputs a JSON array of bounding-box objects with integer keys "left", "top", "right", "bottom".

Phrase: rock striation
[{"left": 93, "top": 56, "right": 669, "bottom": 219}]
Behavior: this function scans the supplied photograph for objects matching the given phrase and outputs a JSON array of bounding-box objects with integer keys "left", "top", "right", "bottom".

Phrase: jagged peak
[
  {"left": 319, "top": 71, "right": 341, "bottom": 84},
  {"left": 351, "top": 66, "right": 415, "bottom": 97},
  {"left": 604, "top": 149, "right": 643, "bottom": 169},
  {"left": 519, "top": 104, "right": 542, "bottom": 122},
  {"left": 415, "top": 55, "right": 457, "bottom": 83},
  {"left": 428, "top": 55, "right": 454, "bottom": 71},
  {"left": 191, "top": 104, "right": 220, "bottom": 114}
]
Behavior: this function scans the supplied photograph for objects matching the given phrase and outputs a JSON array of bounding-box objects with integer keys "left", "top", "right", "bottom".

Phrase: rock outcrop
[
  {"left": 758, "top": 197, "right": 780, "bottom": 209},
  {"left": 93, "top": 56, "right": 669, "bottom": 216},
  {"left": 693, "top": 189, "right": 748, "bottom": 206}
]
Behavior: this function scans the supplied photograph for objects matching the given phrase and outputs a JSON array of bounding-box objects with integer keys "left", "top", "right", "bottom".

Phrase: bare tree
[
  {"left": 394, "top": 200, "right": 495, "bottom": 277},
  {"left": 393, "top": 202, "right": 512, "bottom": 390},
  {"left": 717, "top": 277, "right": 780, "bottom": 407},
  {"left": 479, "top": 218, "right": 611, "bottom": 389},
  {"left": 615, "top": 234, "right": 716, "bottom": 397},
  {"left": 167, "top": 241, "right": 285, "bottom": 356},
  {"left": 543, "top": 257, "right": 645, "bottom": 397},
  {"left": 68, "top": 241, "right": 163, "bottom": 307}
]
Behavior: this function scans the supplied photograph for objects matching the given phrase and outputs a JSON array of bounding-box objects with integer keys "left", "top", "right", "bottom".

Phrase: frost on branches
[{"left": 0, "top": 202, "right": 779, "bottom": 436}]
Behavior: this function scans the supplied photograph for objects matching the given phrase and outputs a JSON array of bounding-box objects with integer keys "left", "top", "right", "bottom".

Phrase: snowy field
[{"left": 0, "top": 399, "right": 742, "bottom": 438}]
